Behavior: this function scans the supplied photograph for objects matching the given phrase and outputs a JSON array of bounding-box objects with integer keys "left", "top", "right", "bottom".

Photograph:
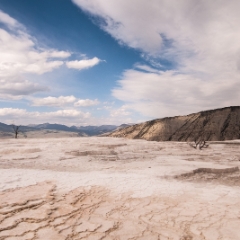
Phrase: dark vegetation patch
[{"left": 174, "top": 167, "right": 240, "bottom": 186}]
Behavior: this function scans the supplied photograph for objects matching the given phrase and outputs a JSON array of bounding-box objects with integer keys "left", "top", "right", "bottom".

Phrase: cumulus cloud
[
  {"left": 31, "top": 96, "right": 77, "bottom": 107},
  {"left": 0, "top": 108, "right": 90, "bottom": 125},
  {"left": 74, "top": 99, "right": 100, "bottom": 107},
  {"left": 0, "top": 10, "right": 71, "bottom": 99},
  {"left": 73, "top": 0, "right": 240, "bottom": 117},
  {"left": 0, "top": 10, "right": 100, "bottom": 101},
  {"left": 0, "top": 22, "right": 69, "bottom": 77},
  {"left": 66, "top": 57, "right": 101, "bottom": 70},
  {"left": 0, "top": 78, "right": 48, "bottom": 96},
  {"left": 46, "top": 109, "right": 90, "bottom": 118},
  {"left": 31, "top": 96, "right": 100, "bottom": 108},
  {"left": 0, "top": 108, "right": 27, "bottom": 117}
]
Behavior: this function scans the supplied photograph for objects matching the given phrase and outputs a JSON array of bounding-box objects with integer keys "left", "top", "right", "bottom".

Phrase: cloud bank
[
  {"left": 112, "top": 67, "right": 240, "bottom": 118},
  {"left": 0, "top": 108, "right": 90, "bottom": 126},
  {"left": 31, "top": 96, "right": 77, "bottom": 107},
  {"left": 31, "top": 96, "right": 100, "bottom": 108},
  {"left": 73, "top": 0, "right": 240, "bottom": 117}
]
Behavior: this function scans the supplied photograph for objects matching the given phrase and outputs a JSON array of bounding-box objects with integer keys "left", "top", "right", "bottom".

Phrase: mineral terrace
[{"left": 0, "top": 137, "right": 240, "bottom": 240}]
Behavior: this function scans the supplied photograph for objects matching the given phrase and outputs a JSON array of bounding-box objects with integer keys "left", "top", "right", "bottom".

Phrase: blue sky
[{"left": 0, "top": 0, "right": 240, "bottom": 126}]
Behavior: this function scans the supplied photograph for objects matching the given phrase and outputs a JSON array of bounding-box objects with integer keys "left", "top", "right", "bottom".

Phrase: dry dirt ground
[{"left": 0, "top": 137, "right": 240, "bottom": 240}]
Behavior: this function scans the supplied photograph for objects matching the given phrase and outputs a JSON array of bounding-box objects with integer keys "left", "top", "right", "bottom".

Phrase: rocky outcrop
[{"left": 108, "top": 106, "right": 240, "bottom": 141}]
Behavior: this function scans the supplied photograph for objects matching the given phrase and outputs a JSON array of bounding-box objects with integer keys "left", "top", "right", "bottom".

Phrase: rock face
[{"left": 108, "top": 106, "right": 240, "bottom": 141}]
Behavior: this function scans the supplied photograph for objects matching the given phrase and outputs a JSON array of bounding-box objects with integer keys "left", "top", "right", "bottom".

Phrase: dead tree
[
  {"left": 12, "top": 125, "right": 20, "bottom": 139},
  {"left": 188, "top": 138, "right": 209, "bottom": 150}
]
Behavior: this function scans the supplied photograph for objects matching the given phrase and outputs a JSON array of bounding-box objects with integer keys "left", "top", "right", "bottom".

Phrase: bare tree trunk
[{"left": 12, "top": 125, "right": 20, "bottom": 139}]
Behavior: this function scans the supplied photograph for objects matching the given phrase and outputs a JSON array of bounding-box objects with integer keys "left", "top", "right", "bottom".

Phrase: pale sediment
[{"left": 0, "top": 137, "right": 240, "bottom": 239}]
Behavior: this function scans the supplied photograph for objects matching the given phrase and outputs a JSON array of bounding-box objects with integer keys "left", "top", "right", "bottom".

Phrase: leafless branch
[
  {"left": 12, "top": 125, "right": 20, "bottom": 139},
  {"left": 188, "top": 138, "right": 209, "bottom": 150}
]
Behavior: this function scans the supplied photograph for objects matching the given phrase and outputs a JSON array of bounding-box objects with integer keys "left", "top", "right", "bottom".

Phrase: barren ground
[{"left": 0, "top": 137, "right": 240, "bottom": 240}]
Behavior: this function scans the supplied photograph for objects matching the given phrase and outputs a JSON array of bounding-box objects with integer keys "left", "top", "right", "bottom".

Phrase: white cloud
[
  {"left": 72, "top": 0, "right": 167, "bottom": 55},
  {"left": 31, "top": 96, "right": 77, "bottom": 107},
  {"left": 112, "top": 67, "right": 240, "bottom": 118},
  {"left": 46, "top": 109, "right": 89, "bottom": 118},
  {"left": 31, "top": 96, "right": 100, "bottom": 108},
  {"left": 0, "top": 10, "right": 72, "bottom": 99},
  {"left": 0, "top": 77, "right": 48, "bottom": 96},
  {"left": 72, "top": 0, "right": 240, "bottom": 62},
  {"left": 0, "top": 27, "right": 68, "bottom": 77},
  {"left": 49, "top": 51, "right": 71, "bottom": 58},
  {"left": 0, "top": 108, "right": 27, "bottom": 117},
  {"left": 73, "top": 0, "right": 240, "bottom": 117},
  {"left": 74, "top": 99, "right": 100, "bottom": 107},
  {"left": 66, "top": 57, "right": 101, "bottom": 70},
  {"left": 0, "top": 10, "right": 19, "bottom": 28},
  {"left": 0, "top": 108, "right": 90, "bottom": 126},
  {"left": 110, "top": 105, "right": 130, "bottom": 117},
  {"left": 134, "top": 64, "right": 160, "bottom": 73}
]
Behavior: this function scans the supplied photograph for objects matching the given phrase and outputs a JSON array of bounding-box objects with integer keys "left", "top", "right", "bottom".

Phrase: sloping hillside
[{"left": 108, "top": 106, "right": 240, "bottom": 141}]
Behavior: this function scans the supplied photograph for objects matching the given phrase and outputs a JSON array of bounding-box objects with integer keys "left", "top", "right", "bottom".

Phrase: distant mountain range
[
  {"left": 0, "top": 122, "right": 37, "bottom": 133},
  {"left": 72, "top": 125, "right": 119, "bottom": 136},
  {"left": 2, "top": 106, "right": 240, "bottom": 141},
  {"left": 107, "top": 106, "right": 240, "bottom": 141},
  {"left": 0, "top": 122, "right": 133, "bottom": 138}
]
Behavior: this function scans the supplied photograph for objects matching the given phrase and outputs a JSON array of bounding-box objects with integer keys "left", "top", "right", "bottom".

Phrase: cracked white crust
[{"left": 0, "top": 137, "right": 240, "bottom": 239}]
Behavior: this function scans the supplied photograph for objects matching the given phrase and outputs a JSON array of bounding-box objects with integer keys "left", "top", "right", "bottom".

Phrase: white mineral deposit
[{"left": 0, "top": 137, "right": 240, "bottom": 239}]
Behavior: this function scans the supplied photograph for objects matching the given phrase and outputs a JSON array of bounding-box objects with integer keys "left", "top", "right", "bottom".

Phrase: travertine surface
[{"left": 0, "top": 137, "right": 240, "bottom": 239}]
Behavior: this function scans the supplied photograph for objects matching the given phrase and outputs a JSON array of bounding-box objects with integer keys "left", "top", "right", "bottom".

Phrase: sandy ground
[{"left": 0, "top": 137, "right": 240, "bottom": 240}]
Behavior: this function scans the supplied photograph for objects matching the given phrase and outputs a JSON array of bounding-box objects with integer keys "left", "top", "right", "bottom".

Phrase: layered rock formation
[{"left": 108, "top": 106, "right": 240, "bottom": 141}]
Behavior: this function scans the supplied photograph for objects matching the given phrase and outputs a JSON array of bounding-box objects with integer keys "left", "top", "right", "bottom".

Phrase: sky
[{"left": 0, "top": 0, "right": 240, "bottom": 126}]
